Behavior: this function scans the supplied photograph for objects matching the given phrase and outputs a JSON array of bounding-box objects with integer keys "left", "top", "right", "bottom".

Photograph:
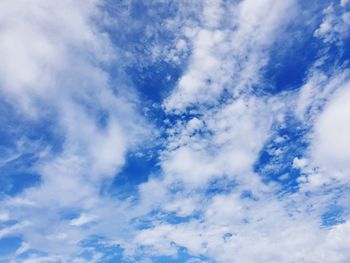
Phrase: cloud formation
[{"left": 0, "top": 0, "right": 349, "bottom": 262}]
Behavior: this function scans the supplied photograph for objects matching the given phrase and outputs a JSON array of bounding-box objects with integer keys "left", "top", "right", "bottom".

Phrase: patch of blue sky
[
  {"left": 150, "top": 248, "right": 211, "bottom": 263},
  {"left": 322, "top": 37, "right": 350, "bottom": 71},
  {"left": 321, "top": 185, "right": 350, "bottom": 226},
  {"left": 254, "top": 114, "right": 309, "bottom": 192},
  {"left": 0, "top": 100, "right": 63, "bottom": 197},
  {"left": 57, "top": 207, "right": 82, "bottom": 221},
  {"left": 102, "top": 151, "right": 160, "bottom": 200},
  {"left": 297, "top": 184, "right": 350, "bottom": 227},
  {"left": 0, "top": 169, "right": 40, "bottom": 197},
  {"left": 261, "top": 14, "right": 324, "bottom": 93},
  {"left": 130, "top": 213, "right": 155, "bottom": 231},
  {"left": 166, "top": 213, "right": 201, "bottom": 225},
  {"left": 240, "top": 189, "right": 259, "bottom": 201},
  {"left": 0, "top": 219, "right": 18, "bottom": 228},
  {"left": 127, "top": 61, "right": 183, "bottom": 104},
  {"left": 0, "top": 236, "right": 22, "bottom": 258},
  {"left": 0, "top": 162, "right": 40, "bottom": 198},
  {"left": 101, "top": 1, "right": 189, "bottom": 105},
  {"left": 322, "top": 205, "right": 345, "bottom": 227},
  {"left": 133, "top": 246, "right": 212, "bottom": 263},
  {"left": 0, "top": 99, "right": 62, "bottom": 153},
  {"left": 205, "top": 176, "right": 237, "bottom": 196},
  {"left": 125, "top": 60, "right": 185, "bottom": 136},
  {"left": 259, "top": 0, "right": 350, "bottom": 96},
  {"left": 262, "top": 36, "right": 321, "bottom": 94},
  {"left": 102, "top": 1, "right": 181, "bottom": 62},
  {"left": 132, "top": 210, "right": 199, "bottom": 232}
]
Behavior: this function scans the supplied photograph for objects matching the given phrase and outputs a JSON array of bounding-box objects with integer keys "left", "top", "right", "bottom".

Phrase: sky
[{"left": 0, "top": 0, "right": 350, "bottom": 262}]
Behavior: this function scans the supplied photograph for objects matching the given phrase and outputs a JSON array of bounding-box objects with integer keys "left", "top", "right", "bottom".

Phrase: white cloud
[
  {"left": 295, "top": 67, "right": 350, "bottom": 122},
  {"left": 314, "top": 3, "right": 350, "bottom": 44},
  {"left": 0, "top": 0, "right": 111, "bottom": 116},
  {"left": 1, "top": 0, "right": 350, "bottom": 262},
  {"left": 70, "top": 213, "right": 97, "bottom": 227},
  {"left": 0, "top": 0, "right": 150, "bottom": 260},
  {"left": 164, "top": 0, "right": 296, "bottom": 112},
  {"left": 293, "top": 157, "right": 308, "bottom": 169},
  {"left": 134, "top": 188, "right": 350, "bottom": 263},
  {"left": 160, "top": 95, "right": 278, "bottom": 194},
  {"left": 307, "top": 80, "right": 350, "bottom": 186},
  {"left": 0, "top": 213, "right": 9, "bottom": 221},
  {"left": 130, "top": 1, "right": 350, "bottom": 261},
  {"left": 0, "top": 221, "right": 30, "bottom": 239}
]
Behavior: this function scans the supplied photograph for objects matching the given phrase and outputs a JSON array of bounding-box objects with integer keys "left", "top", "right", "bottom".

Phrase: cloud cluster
[
  {"left": 130, "top": 1, "right": 350, "bottom": 262},
  {"left": 164, "top": 0, "right": 296, "bottom": 111},
  {"left": 0, "top": 0, "right": 149, "bottom": 261},
  {"left": 0, "top": 0, "right": 349, "bottom": 262}
]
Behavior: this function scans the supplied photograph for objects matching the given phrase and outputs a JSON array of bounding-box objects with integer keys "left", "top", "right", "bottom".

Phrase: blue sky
[{"left": 0, "top": 0, "right": 350, "bottom": 262}]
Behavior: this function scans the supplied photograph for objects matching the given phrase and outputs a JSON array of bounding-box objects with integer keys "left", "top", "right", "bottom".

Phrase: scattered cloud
[{"left": 0, "top": 0, "right": 349, "bottom": 262}]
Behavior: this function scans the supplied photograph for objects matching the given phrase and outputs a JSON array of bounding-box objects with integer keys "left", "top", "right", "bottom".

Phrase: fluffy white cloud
[
  {"left": 164, "top": 0, "right": 296, "bottom": 111},
  {"left": 307, "top": 80, "right": 350, "bottom": 186},
  {"left": 160, "top": 96, "right": 276, "bottom": 192},
  {"left": 0, "top": 0, "right": 150, "bottom": 260},
  {"left": 134, "top": 190, "right": 350, "bottom": 263},
  {"left": 0, "top": 0, "right": 112, "bottom": 116}
]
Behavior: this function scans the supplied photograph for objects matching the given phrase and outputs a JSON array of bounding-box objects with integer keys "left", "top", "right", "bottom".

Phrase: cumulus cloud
[{"left": 307, "top": 80, "right": 350, "bottom": 186}]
